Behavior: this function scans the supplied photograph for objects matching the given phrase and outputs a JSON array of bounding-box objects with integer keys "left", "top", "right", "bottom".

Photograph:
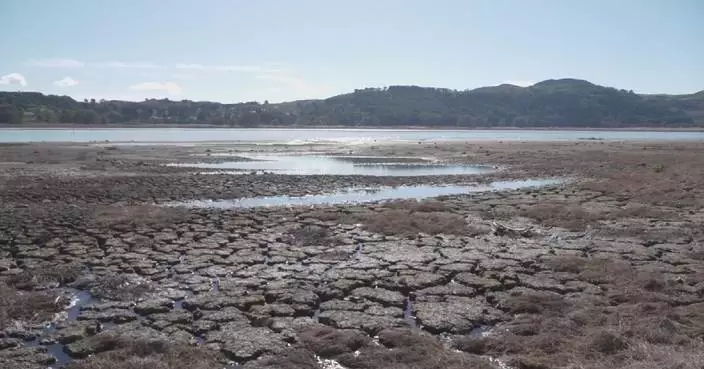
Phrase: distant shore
[{"left": 1, "top": 123, "right": 704, "bottom": 131}]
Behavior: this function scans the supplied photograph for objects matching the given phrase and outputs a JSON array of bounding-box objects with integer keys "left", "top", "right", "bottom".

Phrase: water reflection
[
  {"left": 168, "top": 179, "right": 561, "bottom": 209},
  {"left": 169, "top": 155, "right": 493, "bottom": 176}
]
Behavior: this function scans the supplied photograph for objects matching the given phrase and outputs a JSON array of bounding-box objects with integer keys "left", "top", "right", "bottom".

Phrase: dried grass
[{"left": 65, "top": 336, "right": 225, "bottom": 369}]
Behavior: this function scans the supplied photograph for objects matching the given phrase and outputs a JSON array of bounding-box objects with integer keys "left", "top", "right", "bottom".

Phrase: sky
[{"left": 1, "top": 0, "right": 702, "bottom": 103}]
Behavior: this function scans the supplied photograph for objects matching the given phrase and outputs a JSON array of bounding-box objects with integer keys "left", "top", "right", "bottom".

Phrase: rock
[
  {"left": 390, "top": 272, "right": 447, "bottom": 291},
  {"left": 320, "top": 299, "right": 367, "bottom": 312},
  {"left": 189, "top": 320, "right": 219, "bottom": 335},
  {"left": 77, "top": 309, "right": 138, "bottom": 323},
  {"left": 453, "top": 273, "right": 503, "bottom": 291},
  {"left": 219, "top": 327, "right": 287, "bottom": 361},
  {"left": 0, "top": 338, "right": 22, "bottom": 350},
  {"left": 200, "top": 307, "right": 248, "bottom": 323},
  {"left": 52, "top": 320, "right": 101, "bottom": 344},
  {"left": 134, "top": 298, "right": 175, "bottom": 315},
  {"left": 318, "top": 310, "right": 403, "bottom": 335},
  {"left": 249, "top": 304, "right": 296, "bottom": 318},
  {"left": 350, "top": 287, "right": 406, "bottom": 307},
  {"left": 415, "top": 297, "right": 501, "bottom": 334},
  {"left": 148, "top": 310, "right": 193, "bottom": 325}
]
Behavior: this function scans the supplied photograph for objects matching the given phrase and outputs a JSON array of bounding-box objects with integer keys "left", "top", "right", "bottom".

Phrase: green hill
[{"left": 1, "top": 79, "right": 701, "bottom": 127}]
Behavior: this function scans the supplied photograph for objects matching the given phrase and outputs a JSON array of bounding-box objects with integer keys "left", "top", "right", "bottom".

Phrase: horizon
[{"left": 1, "top": 0, "right": 703, "bottom": 103}]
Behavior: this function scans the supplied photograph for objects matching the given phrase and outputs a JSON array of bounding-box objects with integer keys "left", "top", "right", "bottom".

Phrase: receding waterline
[
  {"left": 166, "top": 179, "right": 562, "bottom": 209},
  {"left": 167, "top": 154, "right": 494, "bottom": 176},
  {"left": 2, "top": 128, "right": 703, "bottom": 143}
]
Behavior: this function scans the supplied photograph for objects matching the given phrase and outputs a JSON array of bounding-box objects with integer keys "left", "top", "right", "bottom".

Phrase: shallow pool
[
  {"left": 168, "top": 179, "right": 561, "bottom": 209},
  {"left": 168, "top": 154, "right": 494, "bottom": 176}
]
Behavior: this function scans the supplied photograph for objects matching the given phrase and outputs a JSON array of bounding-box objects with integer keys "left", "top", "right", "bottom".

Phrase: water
[
  {"left": 66, "top": 290, "right": 94, "bottom": 321},
  {"left": 167, "top": 179, "right": 561, "bottom": 209},
  {"left": 47, "top": 343, "right": 72, "bottom": 368},
  {"left": 1, "top": 128, "right": 702, "bottom": 143},
  {"left": 169, "top": 154, "right": 493, "bottom": 176}
]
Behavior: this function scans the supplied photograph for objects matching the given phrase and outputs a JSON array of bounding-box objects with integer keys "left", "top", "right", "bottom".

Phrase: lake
[{"left": 1, "top": 128, "right": 703, "bottom": 143}]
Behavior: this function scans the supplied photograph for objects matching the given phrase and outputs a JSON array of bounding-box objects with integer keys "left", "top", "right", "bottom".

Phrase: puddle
[
  {"left": 168, "top": 154, "right": 493, "bottom": 176},
  {"left": 469, "top": 325, "right": 493, "bottom": 337},
  {"left": 404, "top": 297, "right": 417, "bottom": 328},
  {"left": 167, "top": 179, "right": 561, "bottom": 209},
  {"left": 28, "top": 287, "right": 201, "bottom": 368},
  {"left": 66, "top": 290, "right": 94, "bottom": 321},
  {"left": 47, "top": 343, "right": 72, "bottom": 368}
]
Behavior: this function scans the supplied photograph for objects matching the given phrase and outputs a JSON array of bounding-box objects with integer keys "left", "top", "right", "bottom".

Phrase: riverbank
[
  {"left": 1, "top": 140, "right": 702, "bottom": 369},
  {"left": 2, "top": 123, "right": 704, "bottom": 131}
]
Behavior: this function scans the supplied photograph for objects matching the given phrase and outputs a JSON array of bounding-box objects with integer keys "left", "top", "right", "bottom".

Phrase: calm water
[
  {"left": 168, "top": 179, "right": 561, "bottom": 208},
  {"left": 1, "top": 128, "right": 703, "bottom": 143},
  {"left": 169, "top": 154, "right": 494, "bottom": 176}
]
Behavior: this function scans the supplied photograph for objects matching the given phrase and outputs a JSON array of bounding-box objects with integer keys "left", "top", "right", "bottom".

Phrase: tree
[{"left": 0, "top": 105, "right": 21, "bottom": 124}]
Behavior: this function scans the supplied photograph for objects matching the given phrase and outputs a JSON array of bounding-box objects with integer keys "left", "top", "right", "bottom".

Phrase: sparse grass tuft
[
  {"left": 287, "top": 225, "right": 339, "bottom": 246},
  {"left": 89, "top": 274, "right": 153, "bottom": 301},
  {"left": 362, "top": 209, "right": 483, "bottom": 237},
  {"left": 7, "top": 263, "right": 82, "bottom": 289},
  {"left": 520, "top": 202, "right": 599, "bottom": 231},
  {"left": 65, "top": 336, "right": 226, "bottom": 369},
  {"left": 0, "top": 282, "right": 63, "bottom": 329}
]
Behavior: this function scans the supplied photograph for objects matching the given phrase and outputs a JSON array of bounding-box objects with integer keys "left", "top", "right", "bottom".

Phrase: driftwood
[{"left": 490, "top": 221, "right": 534, "bottom": 238}]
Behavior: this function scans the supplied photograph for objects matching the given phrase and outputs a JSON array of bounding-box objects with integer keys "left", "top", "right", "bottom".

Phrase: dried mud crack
[{"left": 1, "top": 141, "right": 703, "bottom": 369}]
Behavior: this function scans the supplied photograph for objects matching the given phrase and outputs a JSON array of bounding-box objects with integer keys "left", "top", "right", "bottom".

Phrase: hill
[{"left": 1, "top": 79, "right": 702, "bottom": 127}]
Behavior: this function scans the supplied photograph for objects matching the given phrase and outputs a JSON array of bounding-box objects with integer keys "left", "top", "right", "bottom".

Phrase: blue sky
[{"left": 1, "top": 0, "right": 702, "bottom": 102}]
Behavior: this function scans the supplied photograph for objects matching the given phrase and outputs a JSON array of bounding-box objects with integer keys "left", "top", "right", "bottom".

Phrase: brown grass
[
  {"left": 65, "top": 336, "right": 226, "bottom": 369},
  {"left": 299, "top": 326, "right": 370, "bottom": 357},
  {"left": 362, "top": 209, "right": 483, "bottom": 237},
  {"left": 520, "top": 202, "right": 599, "bottom": 231},
  {"left": 287, "top": 225, "right": 340, "bottom": 247},
  {"left": 89, "top": 274, "right": 153, "bottom": 300},
  {"left": 455, "top": 253, "right": 703, "bottom": 369},
  {"left": 0, "top": 282, "right": 63, "bottom": 329},
  {"left": 335, "top": 328, "right": 498, "bottom": 369},
  {"left": 6, "top": 263, "right": 82, "bottom": 289}
]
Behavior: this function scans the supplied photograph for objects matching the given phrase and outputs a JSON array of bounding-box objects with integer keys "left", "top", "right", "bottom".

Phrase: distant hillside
[{"left": 1, "top": 79, "right": 702, "bottom": 127}]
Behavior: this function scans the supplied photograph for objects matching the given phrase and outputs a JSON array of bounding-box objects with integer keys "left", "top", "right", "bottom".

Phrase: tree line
[{"left": 1, "top": 79, "right": 702, "bottom": 127}]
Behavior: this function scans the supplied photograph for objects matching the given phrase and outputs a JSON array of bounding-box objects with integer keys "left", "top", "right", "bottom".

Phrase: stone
[
  {"left": 318, "top": 310, "right": 403, "bottom": 335},
  {"left": 219, "top": 327, "right": 287, "bottom": 361},
  {"left": 415, "top": 297, "right": 500, "bottom": 334},
  {"left": 134, "top": 298, "right": 175, "bottom": 315},
  {"left": 350, "top": 287, "right": 406, "bottom": 307}
]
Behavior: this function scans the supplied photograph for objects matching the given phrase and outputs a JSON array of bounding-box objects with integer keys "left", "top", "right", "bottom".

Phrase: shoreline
[{"left": 1, "top": 123, "right": 704, "bottom": 132}]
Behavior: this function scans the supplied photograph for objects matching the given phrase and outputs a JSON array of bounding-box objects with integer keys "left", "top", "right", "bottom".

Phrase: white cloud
[
  {"left": 500, "top": 80, "right": 535, "bottom": 87},
  {"left": 28, "top": 58, "right": 85, "bottom": 68},
  {"left": 53, "top": 76, "right": 79, "bottom": 87},
  {"left": 0, "top": 73, "right": 28, "bottom": 86},
  {"left": 129, "top": 82, "right": 182, "bottom": 95}
]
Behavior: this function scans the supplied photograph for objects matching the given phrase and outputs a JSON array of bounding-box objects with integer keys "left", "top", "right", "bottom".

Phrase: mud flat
[{"left": 1, "top": 140, "right": 703, "bottom": 369}]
